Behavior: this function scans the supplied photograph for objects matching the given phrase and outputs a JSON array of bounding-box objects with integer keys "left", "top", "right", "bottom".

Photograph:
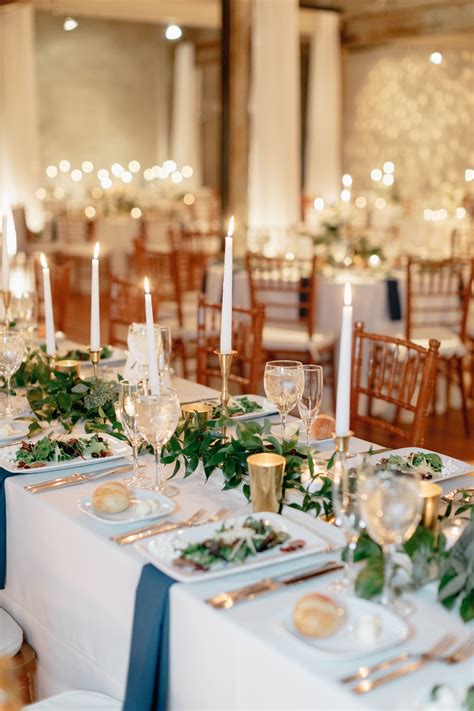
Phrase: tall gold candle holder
[
  {"left": 89, "top": 348, "right": 102, "bottom": 379},
  {"left": 46, "top": 355, "right": 57, "bottom": 372},
  {"left": 215, "top": 349, "right": 237, "bottom": 438},
  {"left": 1, "top": 290, "right": 11, "bottom": 327}
]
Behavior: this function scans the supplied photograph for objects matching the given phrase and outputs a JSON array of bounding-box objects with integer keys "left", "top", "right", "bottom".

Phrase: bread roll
[
  {"left": 310, "top": 414, "right": 336, "bottom": 441},
  {"left": 92, "top": 481, "right": 131, "bottom": 514},
  {"left": 293, "top": 593, "right": 345, "bottom": 638}
]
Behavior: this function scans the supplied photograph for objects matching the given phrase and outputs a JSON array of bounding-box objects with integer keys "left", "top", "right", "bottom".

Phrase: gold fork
[
  {"left": 112, "top": 508, "right": 208, "bottom": 545},
  {"left": 352, "top": 634, "right": 460, "bottom": 694}
]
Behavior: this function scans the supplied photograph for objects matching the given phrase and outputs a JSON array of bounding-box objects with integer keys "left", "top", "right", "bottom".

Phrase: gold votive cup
[
  {"left": 247, "top": 452, "right": 286, "bottom": 513},
  {"left": 55, "top": 359, "right": 81, "bottom": 376},
  {"left": 420, "top": 480, "right": 442, "bottom": 531},
  {"left": 181, "top": 402, "right": 214, "bottom": 428}
]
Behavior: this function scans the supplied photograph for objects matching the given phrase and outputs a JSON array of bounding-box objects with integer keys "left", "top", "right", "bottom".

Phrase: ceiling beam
[{"left": 342, "top": 1, "right": 474, "bottom": 46}]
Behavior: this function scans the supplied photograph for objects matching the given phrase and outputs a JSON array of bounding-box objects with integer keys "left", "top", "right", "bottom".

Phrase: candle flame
[
  {"left": 344, "top": 282, "right": 352, "bottom": 306},
  {"left": 40, "top": 253, "right": 48, "bottom": 269},
  {"left": 227, "top": 215, "right": 234, "bottom": 238},
  {"left": 93, "top": 242, "right": 100, "bottom": 260},
  {"left": 144, "top": 276, "right": 150, "bottom": 294}
]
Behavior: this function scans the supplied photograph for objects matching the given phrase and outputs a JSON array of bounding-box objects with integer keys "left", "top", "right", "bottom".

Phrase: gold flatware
[
  {"left": 341, "top": 633, "right": 456, "bottom": 684},
  {"left": 24, "top": 464, "right": 132, "bottom": 494},
  {"left": 111, "top": 507, "right": 208, "bottom": 545},
  {"left": 0, "top": 437, "right": 27, "bottom": 449},
  {"left": 352, "top": 634, "right": 458, "bottom": 694},
  {"left": 206, "top": 560, "right": 344, "bottom": 610},
  {"left": 347, "top": 447, "right": 393, "bottom": 459},
  {"left": 442, "top": 485, "right": 474, "bottom": 503}
]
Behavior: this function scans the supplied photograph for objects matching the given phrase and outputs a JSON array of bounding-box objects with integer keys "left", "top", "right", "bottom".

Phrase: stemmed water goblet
[
  {"left": 360, "top": 466, "right": 423, "bottom": 615},
  {"left": 297, "top": 364, "right": 323, "bottom": 449},
  {"left": 157, "top": 326, "right": 171, "bottom": 386},
  {"left": 263, "top": 360, "right": 304, "bottom": 440},
  {"left": 0, "top": 330, "right": 25, "bottom": 416},
  {"left": 118, "top": 379, "right": 150, "bottom": 488},
  {"left": 127, "top": 323, "right": 162, "bottom": 383},
  {"left": 135, "top": 387, "right": 181, "bottom": 497}
]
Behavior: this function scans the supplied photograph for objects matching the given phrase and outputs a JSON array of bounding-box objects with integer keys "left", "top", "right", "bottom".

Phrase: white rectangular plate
[
  {"left": 358, "top": 447, "right": 471, "bottom": 483},
  {"left": 78, "top": 489, "right": 175, "bottom": 525},
  {"left": 276, "top": 592, "right": 411, "bottom": 660},
  {"left": 0, "top": 434, "right": 131, "bottom": 474},
  {"left": 138, "top": 511, "right": 330, "bottom": 583}
]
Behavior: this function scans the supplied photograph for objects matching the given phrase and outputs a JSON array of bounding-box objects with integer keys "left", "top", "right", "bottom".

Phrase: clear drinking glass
[
  {"left": 157, "top": 326, "right": 171, "bottom": 385},
  {"left": 135, "top": 388, "right": 181, "bottom": 497},
  {"left": 0, "top": 330, "right": 25, "bottom": 416},
  {"left": 263, "top": 360, "right": 304, "bottom": 440},
  {"left": 360, "top": 467, "right": 422, "bottom": 615},
  {"left": 297, "top": 364, "right": 323, "bottom": 448},
  {"left": 127, "top": 323, "right": 162, "bottom": 382},
  {"left": 331, "top": 461, "right": 366, "bottom": 593},
  {"left": 119, "top": 380, "right": 149, "bottom": 488}
]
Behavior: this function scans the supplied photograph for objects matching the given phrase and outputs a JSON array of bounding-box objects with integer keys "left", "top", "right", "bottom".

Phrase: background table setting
[{"left": 0, "top": 223, "right": 472, "bottom": 711}]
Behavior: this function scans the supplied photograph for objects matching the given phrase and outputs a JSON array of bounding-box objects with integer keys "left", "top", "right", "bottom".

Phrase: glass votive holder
[
  {"left": 419, "top": 480, "right": 442, "bottom": 531},
  {"left": 247, "top": 452, "right": 286, "bottom": 513}
]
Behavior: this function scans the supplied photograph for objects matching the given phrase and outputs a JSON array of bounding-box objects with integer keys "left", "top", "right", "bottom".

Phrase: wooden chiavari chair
[
  {"left": 351, "top": 321, "right": 440, "bottom": 447},
  {"left": 196, "top": 295, "right": 265, "bottom": 394},
  {"left": 406, "top": 257, "right": 473, "bottom": 435},
  {"left": 108, "top": 275, "right": 148, "bottom": 347},
  {"left": 246, "top": 252, "right": 336, "bottom": 407},
  {"left": 180, "top": 228, "right": 221, "bottom": 292},
  {"left": 133, "top": 239, "right": 184, "bottom": 328}
]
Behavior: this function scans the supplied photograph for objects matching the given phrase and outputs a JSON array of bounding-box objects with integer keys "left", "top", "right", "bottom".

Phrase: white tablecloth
[
  {"left": 206, "top": 265, "right": 407, "bottom": 336},
  {"left": 0, "top": 377, "right": 471, "bottom": 708}
]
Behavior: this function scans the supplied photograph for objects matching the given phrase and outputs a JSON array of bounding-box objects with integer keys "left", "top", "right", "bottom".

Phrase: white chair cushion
[
  {"left": 25, "top": 691, "right": 121, "bottom": 710},
  {"left": 408, "top": 326, "right": 468, "bottom": 358},
  {"left": 0, "top": 608, "right": 23, "bottom": 657},
  {"left": 262, "top": 325, "right": 335, "bottom": 356}
]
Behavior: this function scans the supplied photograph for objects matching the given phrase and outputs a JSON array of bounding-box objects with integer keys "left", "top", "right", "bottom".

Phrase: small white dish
[
  {"left": 0, "top": 420, "right": 29, "bottom": 445},
  {"left": 277, "top": 593, "right": 411, "bottom": 660},
  {"left": 78, "top": 489, "right": 175, "bottom": 524}
]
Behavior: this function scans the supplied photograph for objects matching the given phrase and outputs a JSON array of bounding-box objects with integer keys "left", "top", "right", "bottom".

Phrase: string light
[
  {"left": 430, "top": 52, "right": 443, "bottom": 65},
  {"left": 71, "top": 169, "right": 83, "bottom": 182},
  {"left": 370, "top": 168, "right": 382, "bottom": 182},
  {"left": 82, "top": 161, "right": 94, "bottom": 173},
  {"left": 128, "top": 160, "right": 141, "bottom": 173},
  {"left": 59, "top": 160, "right": 70, "bottom": 173},
  {"left": 182, "top": 165, "right": 193, "bottom": 178},
  {"left": 341, "top": 189, "right": 351, "bottom": 202},
  {"left": 165, "top": 25, "right": 182, "bottom": 40},
  {"left": 131, "top": 207, "right": 142, "bottom": 219},
  {"left": 382, "top": 174, "right": 394, "bottom": 186},
  {"left": 183, "top": 193, "right": 195, "bottom": 205},
  {"left": 111, "top": 163, "right": 124, "bottom": 177},
  {"left": 342, "top": 173, "right": 352, "bottom": 187},
  {"left": 355, "top": 196, "right": 367, "bottom": 208},
  {"left": 46, "top": 166, "right": 57, "bottom": 178},
  {"left": 313, "top": 197, "right": 324, "bottom": 211},
  {"left": 383, "top": 161, "right": 395, "bottom": 173}
]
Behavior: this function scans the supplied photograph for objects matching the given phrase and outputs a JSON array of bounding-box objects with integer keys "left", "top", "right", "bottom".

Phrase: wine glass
[
  {"left": 297, "top": 364, "right": 323, "bottom": 448},
  {"left": 127, "top": 323, "right": 162, "bottom": 382},
  {"left": 360, "top": 467, "right": 422, "bottom": 615},
  {"left": 331, "top": 460, "right": 367, "bottom": 593},
  {"left": 119, "top": 380, "right": 149, "bottom": 488},
  {"left": 263, "top": 360, "right": 304, "bottom": 440},
  {"left": 157, "top": 325, "right": 171, "bottom": 385},
  {"left": 135, "top": 388, "right": 181, "bottom": 497},
  {"left": 0, "top": 330, "right": 25, "bottom": 416}
]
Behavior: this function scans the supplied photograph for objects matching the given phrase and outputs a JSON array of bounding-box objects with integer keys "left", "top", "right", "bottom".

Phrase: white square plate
[
  {"left": 0, "top": 434, "right": 131, "bottom": 474},
  {"left": 0, "top": 420, "right": 29, "bottom": 446},
  {"left": 78, "top": 488, "right": 175, "bottom": 525},
  {"left": 276, "top": 593, "right": 411, "bottom": 660},
  {"left": 358, "top": 447, "right": 471, "bottom": 483},
  {"left": 138, "top": 511, "right": 331, "bottom": 583}
]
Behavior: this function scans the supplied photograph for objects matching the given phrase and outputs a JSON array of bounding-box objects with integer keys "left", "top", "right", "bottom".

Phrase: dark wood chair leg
[{"left": 455, "top": 356, "right": 471, "bottom": 436}]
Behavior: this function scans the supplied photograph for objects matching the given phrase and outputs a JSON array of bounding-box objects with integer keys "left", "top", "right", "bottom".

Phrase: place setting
[{"left": 0, "top": 2, "right": 473, "bottom": 710}]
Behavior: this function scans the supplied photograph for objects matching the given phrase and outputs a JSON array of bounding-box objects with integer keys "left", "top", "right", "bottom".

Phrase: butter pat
[
  {"left": 356, "top": 614, "right": 382, "bottom": 645},
  {"left": 135, "top": 499, "right": 160, "bottom": 517}
]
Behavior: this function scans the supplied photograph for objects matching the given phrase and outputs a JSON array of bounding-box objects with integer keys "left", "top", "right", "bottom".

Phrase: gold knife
[
  {"left": 206, "top": 560, "right": 344, "bottom": 609},
  {"left": 24, "top": 464, "right": 132, "bottom": 493}
]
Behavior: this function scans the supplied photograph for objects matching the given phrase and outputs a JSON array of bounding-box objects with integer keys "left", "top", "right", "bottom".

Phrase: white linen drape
[
  {"left": 170, "top": 42, "right": 202, "bottom": 186},
  {"left": 0, "top": 3, "right": 42, "bottom": 233},
  {"left": 248, "top": 0, "right": 300, "bottom": 234},
  {"left": 304, "top": 11, "right": 342, "bottom": 204}
]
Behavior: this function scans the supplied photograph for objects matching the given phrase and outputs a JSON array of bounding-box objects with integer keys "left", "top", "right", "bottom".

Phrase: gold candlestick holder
[
  {"left": 332, "top": 430, "right": 354, "bottom": 477},
  {"left": 215, "top": 349, "right": 237, "bottom": 438},
  {"left": 46, "top": 354, "right": 57, "bottom": 372},
  {"left": 1, "top": 290, "right": 11, "bottom": 327},
  {"left": 89, "top": 348, "right": 102, "bottom": 379}
]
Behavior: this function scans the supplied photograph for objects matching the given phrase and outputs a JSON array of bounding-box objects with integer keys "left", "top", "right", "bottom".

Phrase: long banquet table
[{"left": 0, "top": 376, "right": 472, "bottom": 709}]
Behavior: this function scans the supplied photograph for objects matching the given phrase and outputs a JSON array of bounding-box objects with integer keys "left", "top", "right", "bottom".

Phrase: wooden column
[{"left": 221, "top": 0, "right": 251, "bottom": 256}]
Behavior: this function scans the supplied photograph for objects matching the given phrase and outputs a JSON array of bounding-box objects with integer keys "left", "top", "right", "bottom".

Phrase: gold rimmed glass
[
  {"left": 0, "top": 330, "right": 25, "bottom": 416},
  {"left": 263, "top": 360, "right": 304, "bottom": 440}
]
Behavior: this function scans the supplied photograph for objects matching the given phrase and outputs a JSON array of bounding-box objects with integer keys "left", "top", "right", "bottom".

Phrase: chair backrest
[
  {"left": 57, "top": 211, "right": 94, "bottom": 244},
  {"left": 34, "top": 258, "right": 71, "bottom": 333},
  {"left": 133, "top": 242, "right": 183, "bottom": 327},
  {"left": 196, "top": 295, "right": 265, "bottom": 394},
  {"left": 246, "top": 253, "right": 317, "bottom": 337},
  {"left": 180, "top": 228, "right": 221, "bottom": 292},
  {"left": 351, "top": 321, "right": 440, "bottom": 447},
  {"left": 406, "top": 257, "right": 473, "bottom": 341},
  {"left": 109, "top": 275, "right": 149, "bottom": 347}
]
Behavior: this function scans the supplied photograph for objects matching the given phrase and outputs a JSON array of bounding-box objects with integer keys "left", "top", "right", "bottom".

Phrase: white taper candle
[
  {"left": 1, "top": 213, "right": 9, "bottom": 292},
  {"left": 220, "top": 216, "right": 234, "bottom": 353},
  {"left": 90, "top": 242, "right": 100, "bottom": 352},
  {"left": 40, "top": 253, "right": 56, "bottom": 357},
  {"left": 144, "top": 277, "right": 160, "bottom": 396},
  {"left": 335, "top": 282, "right": 353, "bottom": 437}
]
